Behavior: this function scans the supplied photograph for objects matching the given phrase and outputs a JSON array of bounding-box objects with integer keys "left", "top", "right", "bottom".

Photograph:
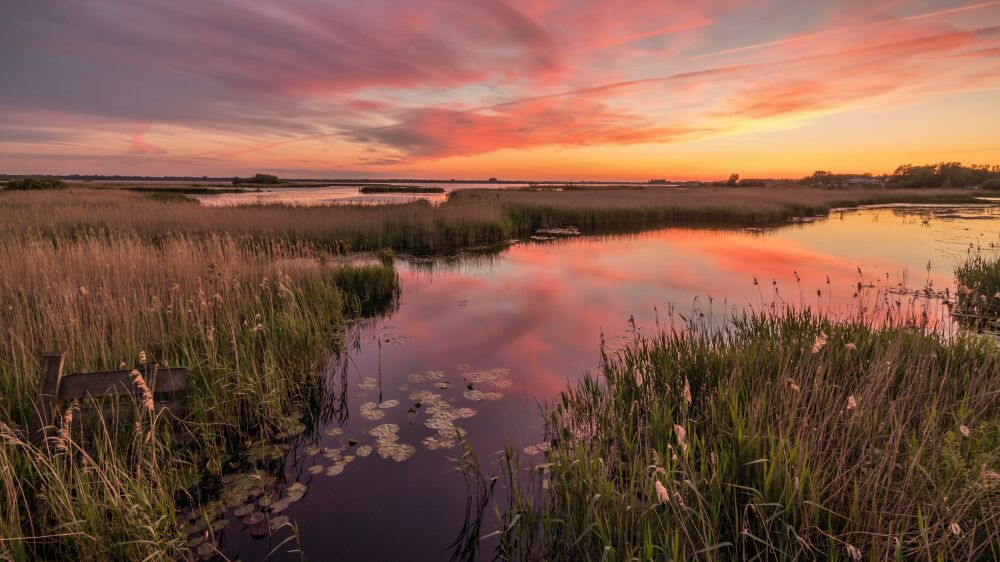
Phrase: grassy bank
[
  {"left": 498, "top": 311, "right": 1000, "bottom": 560},
  {"left": 0, "top": 230, "right": 398, "bottom": 560},
  {"left": 1, "top": 186, "right": 985, "bottom": 254}
]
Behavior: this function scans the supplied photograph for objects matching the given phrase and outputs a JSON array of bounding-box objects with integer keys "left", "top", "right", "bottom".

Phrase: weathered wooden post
[{"left": 32, "top": 351, "right": 65, "bottom": 442}]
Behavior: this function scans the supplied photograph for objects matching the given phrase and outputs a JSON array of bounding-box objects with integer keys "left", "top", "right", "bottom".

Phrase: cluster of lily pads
[
  {"left": 180, "top": 362, "right": 515, "bottom": 559},
  {"left": 181, "top": 472, "right": 306, "bottom": 559}
]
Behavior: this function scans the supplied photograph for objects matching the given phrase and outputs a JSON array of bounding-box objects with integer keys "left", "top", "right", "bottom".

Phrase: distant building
[
  {"left": 842, "top": 177, "right": 884, "bottom": 188},
  {"left": 488, "top": 177, "right": 498, "bottom": 183},
  {"left": 648, "top": 178, "right": 669, "bottom": 184}
]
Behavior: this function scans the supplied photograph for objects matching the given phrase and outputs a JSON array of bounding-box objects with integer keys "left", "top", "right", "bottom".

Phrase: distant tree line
[
  {"left": 232, "top": 173, "right": 282, "bottom": 185},
  {"left": 887, "top": 162, "right": 1000, "bottom": 189},
  {"left": 712, "top": 174, "right": 777, "bottom": 187}
]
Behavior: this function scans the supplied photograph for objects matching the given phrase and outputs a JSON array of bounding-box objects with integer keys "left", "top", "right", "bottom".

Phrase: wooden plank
[
  {"left": 58, "top": 367, "right": 186, "bottom": 399},
  {"left": 32, "top": 352, "right": 65, "bottom": 437}
]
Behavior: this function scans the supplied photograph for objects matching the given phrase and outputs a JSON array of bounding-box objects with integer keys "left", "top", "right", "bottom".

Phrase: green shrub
[
  {"left": 232, "top": 173, "right": 281, "bottom": 185},
  {"left": 4, "top": 177, "right": 68, "bottom": 190}
]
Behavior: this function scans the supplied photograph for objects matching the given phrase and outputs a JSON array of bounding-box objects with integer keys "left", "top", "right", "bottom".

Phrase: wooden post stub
[{"left": 33, "top": 352, "right": 65, "bottom": 441}]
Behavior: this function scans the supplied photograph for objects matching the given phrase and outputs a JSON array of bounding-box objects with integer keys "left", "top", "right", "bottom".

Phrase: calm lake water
[
  {"left": 216, "top": 204, "right": 1000, "bottom": 561},
  {"left": 195, "top": 182, "right": 531, "bottom": 206}
]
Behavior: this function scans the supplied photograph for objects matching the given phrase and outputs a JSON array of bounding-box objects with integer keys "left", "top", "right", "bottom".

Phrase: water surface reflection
[{"left": 220, "top": 205, "right": 1000, "bottom": 561}]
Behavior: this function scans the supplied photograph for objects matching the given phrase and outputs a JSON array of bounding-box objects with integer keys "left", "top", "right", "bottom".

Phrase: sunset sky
[{"left": 2, "top": 0, "right": 999, "bottom": 180}]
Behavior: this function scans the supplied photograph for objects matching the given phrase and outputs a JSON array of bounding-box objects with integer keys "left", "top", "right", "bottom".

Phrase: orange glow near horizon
[{"left": 1, "top": 1, "right": 999, "bottom": 180}]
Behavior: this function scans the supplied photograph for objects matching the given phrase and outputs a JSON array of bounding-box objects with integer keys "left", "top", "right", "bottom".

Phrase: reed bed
[
  {"left": 0, "top": 229, "right": 399, "bottom": 560},
  {"left": 454, "top": 186, "right": 981, "bottom": 230},
  {"left": 1, "top": 186, "right": 981, "bottom": 255},
  {"left": 0, "top": 189, "right": 512, "bottom": 252},
  {"left": 498, "top": 309, "right": 1000, "bottom": 561}
]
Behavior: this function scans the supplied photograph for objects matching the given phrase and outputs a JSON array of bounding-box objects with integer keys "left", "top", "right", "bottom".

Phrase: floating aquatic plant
[
  {"left": 360, "top": 402, "right": 385, "bottom": 420},
  {"left": 268, "top": 515, "right": 290, "bottom": 531},
  {"left": 465, "top": 368, "right": 511, "bottom": 388},
  {"left": 463, "top": 390, "right": 502, "bottom": 401}
]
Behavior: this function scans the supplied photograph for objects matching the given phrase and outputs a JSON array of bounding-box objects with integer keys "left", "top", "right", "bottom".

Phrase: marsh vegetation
[
  {"left": 1, "top": 186, "right": 998, "bottom": 561},
  {"left": 497, "top": 308, "right": 1000, "bottom": 560},
  {"left": 0, "top": 199, "right": 399, "bottom": 559},
  {"left": 955, "top": 253, "right": 1000, "bottom": 331},
  {"left": 1, "top": 185, "right": 982, "bottom": 253}
]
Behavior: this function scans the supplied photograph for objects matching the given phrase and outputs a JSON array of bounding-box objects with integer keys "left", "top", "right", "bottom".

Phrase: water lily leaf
[
  {"left": 307, "top": 465, "right": 324, "bottom": 475},
  {"left": 196, "top": 542, "right": 217, "bottom": 557},
  {"left": 359, "top": 377, "right": 378, "bottom": 390},
  {"left": 378, "top": 399, "right": 399, "bottom": 409},
  {"left": 360, "top": 402, "right": 385, "bottom": 420},
  {"left": 234, "top": 504, "right": 255, "bottom": 517},
  {"left": 242, "top": 511, "right": 264, "bottom": 525},
  {"left": 249, "top": 521, "right": 269, "bottom": 538},
  {"left": 324, "top": 427, "right": 343, "bottom": 436},
  {"left": 463, "top": 390, "right": 502, "bottom": 401},
  {"left": 210, "top": 518, "right": 230, "bottom": 532},
  {"left": 268, "top": 515, "right": 291, "bottom": 531},
  {"left": 466, "top": 368, "right": 512, "bottom": 388},
  {"left": 356, "top": 445, "right": 373, "bottom": 457},
  {"left": 269, "top": 498, "right": 292, "bottom": 513}
]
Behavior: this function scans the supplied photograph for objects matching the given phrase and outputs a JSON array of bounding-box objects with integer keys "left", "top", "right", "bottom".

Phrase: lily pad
[
  {"left": 249, "top": 521, "right": 269, "bottom": 538},
  {"left": 463, "top": 390, "right": 503, "bottom": 401},
  {"left": 360, "top": 402, "right": 385, "bottom": 420},
  {"left": 269, "top": 498, "right": 292, "bottom": 513},
  {"left": 269, "top": 515, "right": 291, "bottom": 531},
  {"left": 234, "top": 504, "right": 255, "bottom": 517}
]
